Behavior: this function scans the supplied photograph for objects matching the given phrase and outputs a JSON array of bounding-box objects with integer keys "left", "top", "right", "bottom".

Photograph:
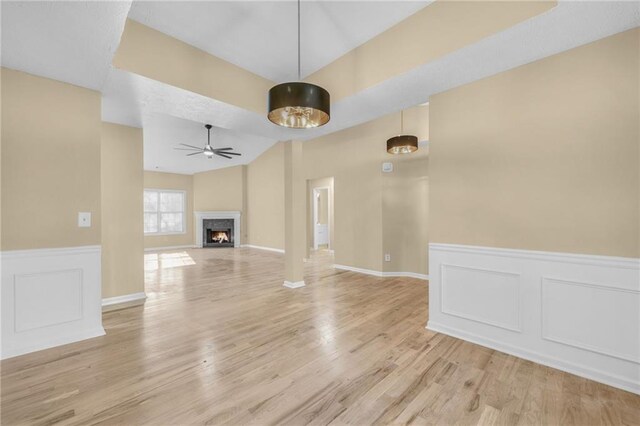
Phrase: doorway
[
  {"left": 313, "top": 187, "right": 330, "bottom": 249},
  {"left": 307, "top": 177, "right": 334, "bottom": 254}
]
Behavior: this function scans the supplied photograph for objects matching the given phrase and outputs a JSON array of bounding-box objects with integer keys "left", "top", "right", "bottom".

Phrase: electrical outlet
[
  {"left": 78, "top": 212, "right": 91, "bottom": 228},
  {"left": 384, "top": 254, "right": 391, "bottom": 262}
]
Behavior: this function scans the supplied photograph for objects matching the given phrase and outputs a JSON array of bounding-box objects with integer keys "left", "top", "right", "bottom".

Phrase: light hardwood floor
[{"left": 2, "top": 248, "right": 639, "bottom": 425}]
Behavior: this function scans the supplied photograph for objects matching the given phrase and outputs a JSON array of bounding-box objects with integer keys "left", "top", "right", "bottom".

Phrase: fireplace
[
  {"left": 195, "top": 211, "right": 241, "bottom": 248},
  {"left": 202, "top": 218, "right": 234, "bottom": 248}
]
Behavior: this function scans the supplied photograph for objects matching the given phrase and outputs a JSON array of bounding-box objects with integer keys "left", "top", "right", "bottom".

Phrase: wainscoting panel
[
  {"left": 441, "top": 264, "right": 521, "bottom": 332},
  {"left": 428, "top": 243, "right": 640, "bottom": 394},
  {"left": 541, "top": 277, "right": 640, "bottom": 363},
  {"left": 1, "top": 246, "right": 105, "bottom": 359}
]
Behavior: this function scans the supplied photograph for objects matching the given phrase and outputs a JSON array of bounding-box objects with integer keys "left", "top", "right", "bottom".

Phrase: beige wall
[
  {"left": 246, "top": 142, "right": 285, "bottom": 250},
  {"left": 1, "top": 68, "right": 101, "bottom": 250},
  {"left": 193, "top": 165, "right": 247, "bottom": 243},
  {"left": 382, "top": 151, "right": 429, "bottom": 275},
  {"left": 101, "top": 123, "right": 144, "bottom": 298},
  {"left": 303, "top": 105, "right": 429, "bottom": 273},
  {"left": 144, "top": 171, "right": 194, "bottom": 249},
  {"left": 307, "top": 1, "right": 555, "bottom": 102},
  {"left": 113, "top": 19, "right": 273, "bottom": 114},
  {"left": 429, "top": 28, "right": 640, "bottom": 258}
]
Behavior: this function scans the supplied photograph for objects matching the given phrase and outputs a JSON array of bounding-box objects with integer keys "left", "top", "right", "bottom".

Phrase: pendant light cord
[{"left": 297, "top": 0, "right": 301, "bottom": 81}]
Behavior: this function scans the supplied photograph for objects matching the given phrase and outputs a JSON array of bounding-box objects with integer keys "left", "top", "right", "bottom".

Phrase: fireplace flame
[{"left": 212, "top": 231, "right": 229, "bottom": 243}]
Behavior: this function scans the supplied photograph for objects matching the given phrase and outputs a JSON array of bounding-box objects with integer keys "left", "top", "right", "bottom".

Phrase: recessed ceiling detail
[
  {"left": 3, "top": 0, "right": 638, "bottom": 176},
  {"left": 127, "top": 1, "right": 431, "bottom": 82}
]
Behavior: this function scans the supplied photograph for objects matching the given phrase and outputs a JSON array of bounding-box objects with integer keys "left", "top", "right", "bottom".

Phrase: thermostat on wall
[{"left": 382, "top": 162, "right": 393, "bottom": 173}]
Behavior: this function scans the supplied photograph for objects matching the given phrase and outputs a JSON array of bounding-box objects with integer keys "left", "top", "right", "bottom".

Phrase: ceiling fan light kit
[
  {"left": 175, "top": 124, "right": 242, "bottom": 160},
  {"left": 267, "top": 0, "right": 330, "bottom": 129}
]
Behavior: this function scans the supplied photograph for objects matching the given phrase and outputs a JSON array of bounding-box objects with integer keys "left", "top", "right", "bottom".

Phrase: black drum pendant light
[
  {"left": 267, "top": 0, "right": 330, "bottom": 128},
  {"left": 387, "top": 110, "right": 418, "bottom": 154}
]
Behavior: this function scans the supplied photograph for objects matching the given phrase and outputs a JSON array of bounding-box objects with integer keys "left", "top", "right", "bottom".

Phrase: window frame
[{"left": 144, "top": 188, "right": 187, "bottom": 236}]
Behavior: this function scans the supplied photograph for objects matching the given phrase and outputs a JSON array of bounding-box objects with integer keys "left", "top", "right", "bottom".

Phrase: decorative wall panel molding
[
  {"left": 428, "top": 243, "right": 640, "bottom": 395},
  {"left": 441, "top": 264, "right": 521, "bottom": 332},
  {"left": 1, "top": 245, "right": 105, "bottom": 359}
]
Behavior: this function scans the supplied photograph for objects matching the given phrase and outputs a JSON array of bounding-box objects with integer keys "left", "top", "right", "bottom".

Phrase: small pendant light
[
  {"left": 267, "top": 0, "right": 330, "bottom": 128},
  {"left": 387, "top": 110, "right": 418, "bottom": 154}
]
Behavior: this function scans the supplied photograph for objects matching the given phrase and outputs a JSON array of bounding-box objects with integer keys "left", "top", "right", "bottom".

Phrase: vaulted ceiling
[
  {"left": 128, "top": 1, "right": 431, "bottom": 82},
  {"left": 2, "top": 1, "right": 639, "bottom": 174}
]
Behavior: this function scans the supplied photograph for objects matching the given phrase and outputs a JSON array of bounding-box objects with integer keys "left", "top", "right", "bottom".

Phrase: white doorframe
[{"left": 312, "top": 186, "right": 331, "bottom": 250}]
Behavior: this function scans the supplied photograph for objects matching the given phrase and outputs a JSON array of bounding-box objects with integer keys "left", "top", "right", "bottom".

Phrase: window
[{"left": 144, "top": 189, "right": 186, "bottom": 235}]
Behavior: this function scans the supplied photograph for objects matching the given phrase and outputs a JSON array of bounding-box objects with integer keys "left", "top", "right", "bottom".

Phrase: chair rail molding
[
  {"left": 0, "top": 245, "right": 105, "bottom": 359},
  {"left": 194, "top": 211, "right": 241, "bottom": 248},
  {"left": 427, "top": 243, "right": 640, "bottom": 395}
]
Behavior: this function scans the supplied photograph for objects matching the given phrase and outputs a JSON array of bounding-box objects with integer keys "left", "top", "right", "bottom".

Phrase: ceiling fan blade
[
  {"left": 214, "top": 147, "right": 234, "bottom": 151},
  {"left": 174, "top": 147, "right": 201, "bottom": 151},
  {"left": 180, "top": 143, "right": 204, "bottom": 150},
  {"left": 187, "top": 151, "right": 204, "bottom": 156},
  {"left": 216, "top": 152, "right": 233, "bottom": 159},
  {"left": 216, "top": 151, "right": 241, "bottom": 156}
]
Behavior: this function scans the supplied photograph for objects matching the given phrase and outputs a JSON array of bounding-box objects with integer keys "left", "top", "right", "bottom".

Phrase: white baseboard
[
  {"left": 427, "top": 321, "right": 640, "bottom": 395},
  {"left": 242, "top": 244, "right": 285, "bottom": 254},
  {"left": 429, "top": 243, "right": 640, "bottom": 395},
  {"left": 102, "top": 292, "right": 147, "bottom": 310},
  {"left": 333, "top": 264, "right": 428, "bottom": 280},
  {"left": 1, "top": 245, "right": 104, "bottom": 359},
  {"left": 1, "top": 327, "right": 106, "bottom": 360},
  {"left": 382, "top": 271, "right": 429, "bottom": 280},
  {"left": 283, "top": 280, "right": 305, "bottom": 288},
  {"left": 144, "top": 245, "right": 196, "bottom": 252}
]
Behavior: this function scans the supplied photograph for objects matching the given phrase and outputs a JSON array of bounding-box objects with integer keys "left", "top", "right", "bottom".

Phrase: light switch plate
[
  {"left": 78, "top": 212, "right": 91, "bottom": 228},
  {"left": 384, "top": 254, "right": 391, "bottom": 262},
  {"left": 382, "top": 162, "right": 393, "bottom": 173}
]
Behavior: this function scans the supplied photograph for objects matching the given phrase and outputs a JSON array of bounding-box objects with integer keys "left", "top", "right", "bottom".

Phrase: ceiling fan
[{"left": 174, "top": 124, "right": 242, "bottom": 159}]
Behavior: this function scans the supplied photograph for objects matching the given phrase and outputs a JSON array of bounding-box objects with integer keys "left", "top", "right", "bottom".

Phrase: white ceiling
[
  {"left": 143, "top": 114, "right": 276, "bottom": 175},
  {"left": 128, "top": 1, "right": 431, "bottom": 82},
  {"left": 0, "top": 1, "right": 131, "bottom": 90}
]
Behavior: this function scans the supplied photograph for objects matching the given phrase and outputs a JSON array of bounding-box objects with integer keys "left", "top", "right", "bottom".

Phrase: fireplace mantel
[{"left": 195, "top": 211, "right": 241, "bottom": 248}]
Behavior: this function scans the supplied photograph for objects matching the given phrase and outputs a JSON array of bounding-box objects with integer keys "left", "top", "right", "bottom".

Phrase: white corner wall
[
  {"left": 427, "top": 243, "right": 640, "bottom": 395},
  {"left": 1, "top": 246, "right": 105, "bottom": 359}
]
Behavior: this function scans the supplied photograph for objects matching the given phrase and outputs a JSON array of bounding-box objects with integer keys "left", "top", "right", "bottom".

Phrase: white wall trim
[
  {"left": 429, "top": 243, "right": 640, "bottom": 270},
  {"left": 427, "top": 321, "right": 640, "bottom": 395},
  {"left": 429, "top": 243, "right": 640, "bottom": 395},
  {"left": 440, "top": 263, "right": 522, "bottom": 333},
  {"left": 241, "top": 244, "right": 285, "bottom": 254},
  {"left": 540, "top": 276, "right": 640, "bottom": 363},
  {"left": 1, "top": 245, "right": 104, "bottom": 359},
  {"left": 283, "top": 280, "right": 305, "bottom": 288},
  {"left": 195, "top": 211, "right": 241, "bottom": 248},
  {"left": 1, "top": 327, "right": 106, "bottom": 360},
  {"left": 0, "top": 245, "right": 101, "bottom": 259},
  {"left": 334, "top": 264, "right": 429, "bottom": 280},
  {"left": 144, "top": 245, "right": 197, "bottom": 252},
  {"left": 102, "top": 292, "right": 147, "bottom": 308},
  {"left": 334, "top": 264, "right": 384, "bottom": 277},
  {"left": 382, "top": 271, "right": 429, "bottom": 280}
]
